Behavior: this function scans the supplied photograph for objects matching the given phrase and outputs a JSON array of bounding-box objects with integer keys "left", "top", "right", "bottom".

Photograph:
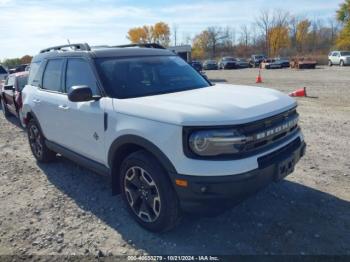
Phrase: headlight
[{"left": 189, "top": 129, "right": 250, "bottom": 156}]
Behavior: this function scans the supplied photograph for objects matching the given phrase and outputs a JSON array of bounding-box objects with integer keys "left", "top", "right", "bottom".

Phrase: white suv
[
  {"left": 328, "top": 51, "right": 350, "bottom": 66},
  {"left": 22, "top": 43, "right": 306, "bottom": 232}
]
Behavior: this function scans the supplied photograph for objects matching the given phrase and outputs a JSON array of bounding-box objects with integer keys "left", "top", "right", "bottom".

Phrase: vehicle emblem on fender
[{"left": 93, "top": 132, "right": 99, "bottom": 141}]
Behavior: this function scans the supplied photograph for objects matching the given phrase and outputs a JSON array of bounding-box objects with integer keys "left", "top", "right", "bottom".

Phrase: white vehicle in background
[{"left": 328, "top": 51, "right": 350, "bottom": 66}]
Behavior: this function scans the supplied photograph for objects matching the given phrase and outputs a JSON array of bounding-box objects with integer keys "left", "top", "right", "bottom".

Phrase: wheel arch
[
  {"left": 24, "top": 111, "right": 38, "bottom": 127},
  {"left": 108, "top": 135, "right": 177, "bottom": 195}
]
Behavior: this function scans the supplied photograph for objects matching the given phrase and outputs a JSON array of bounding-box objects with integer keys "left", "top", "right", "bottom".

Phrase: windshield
[
  {"left": 17, "top": 75, "right": 28, "bottom": 91},
  {"left": 340, "top": 51, "right": 350, "bottom": 56},
  {"left": 95, "top": 56, "right": 210, "bottom": 99}
]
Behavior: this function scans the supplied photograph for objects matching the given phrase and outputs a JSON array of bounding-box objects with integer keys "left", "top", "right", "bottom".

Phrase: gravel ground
[{"left": 0, "top": 66, "right": 349, "bottom": 256}]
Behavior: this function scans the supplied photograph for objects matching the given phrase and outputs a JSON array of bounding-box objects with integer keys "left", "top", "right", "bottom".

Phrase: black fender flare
[
  {"left": 108, "top": 135, "right": 178, "bottom": 194},
  {"left": 25, "top": 111, "right": 43, "bottom": 132},
  {"left": 108, "top": 135, "right": 177, "bottom": 174}
]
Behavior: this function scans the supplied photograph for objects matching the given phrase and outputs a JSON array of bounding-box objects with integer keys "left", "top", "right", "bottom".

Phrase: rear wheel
[
  {"left": 120, "top": 150, "right": 181, "bottom": 232},
  {"left": 27, "top": 119, "right": 56, "bottom": 162},
  {"left": 1, "top": 97, "right": 10, "bottom": 118}
]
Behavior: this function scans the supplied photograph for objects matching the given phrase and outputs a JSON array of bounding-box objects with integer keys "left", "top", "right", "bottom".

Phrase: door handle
[
  {"left": 33, "top": 99, "right": 41, "bottom": 103},
  {"left": 58, "top": 105, "right": 69, "bottom": 110}
]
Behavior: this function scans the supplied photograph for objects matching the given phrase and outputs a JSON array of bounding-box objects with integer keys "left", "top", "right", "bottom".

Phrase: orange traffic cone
[
  {"left": 289, "top": 87, "right": 307, "bottom": 97},
  {"left": 256, "top": 69, "right": 263, "bottom": 83}
]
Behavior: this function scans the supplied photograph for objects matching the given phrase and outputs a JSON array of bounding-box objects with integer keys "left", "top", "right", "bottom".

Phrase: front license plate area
[{"left": 275, "top": 155, "right": 296, "bottom": 181}]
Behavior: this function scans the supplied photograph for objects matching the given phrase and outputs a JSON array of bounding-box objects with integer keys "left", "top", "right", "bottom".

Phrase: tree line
[
  {"left": 1, "top": 1, "right": 349, "bottom": 66},
  {"left": 0, "top": 55, "right": 32, "bottom": 69},
  {"left": 191, "top": 10, "right": 342, "bottom": 60},
  {"left": 127, "top": 1, "right": 350, "bottom": 60}
]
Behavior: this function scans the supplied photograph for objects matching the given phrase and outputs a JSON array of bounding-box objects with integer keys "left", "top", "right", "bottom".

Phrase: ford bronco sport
[{"left": 22, "top": 43, "right": 306, "bottom": 232}]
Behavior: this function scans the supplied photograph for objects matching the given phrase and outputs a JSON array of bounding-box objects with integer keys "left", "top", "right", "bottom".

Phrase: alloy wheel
[
  {"left": 124, "top": 166, "right": 161, "bottom": 223},
  {"left": 28, "top": 125, "right": 43, "bottom": 158}
]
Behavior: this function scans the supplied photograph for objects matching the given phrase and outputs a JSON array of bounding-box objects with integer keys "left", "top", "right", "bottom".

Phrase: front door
[{"left": 60, "top": 57, "right": 106, "bottom": 164}]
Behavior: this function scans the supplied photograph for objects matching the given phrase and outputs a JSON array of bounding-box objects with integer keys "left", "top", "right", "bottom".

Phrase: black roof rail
[
  {"left": 40, "top": 43, "right": 91, "bottom": 53},
  {"left": 112, "top": 43, "right": 166, "bottom": 49}
]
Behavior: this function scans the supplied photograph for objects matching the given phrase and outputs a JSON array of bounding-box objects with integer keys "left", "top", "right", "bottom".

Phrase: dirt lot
[{"left": 0, "top": 66, "right": 349, "bottom": 256}]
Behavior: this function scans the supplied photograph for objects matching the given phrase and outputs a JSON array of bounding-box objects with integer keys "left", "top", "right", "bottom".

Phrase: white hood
[{"left": 114, "top": 84, "right": 297, "bottom": 126}]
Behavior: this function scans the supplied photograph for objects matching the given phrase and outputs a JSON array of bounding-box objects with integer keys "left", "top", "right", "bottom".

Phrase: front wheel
[
  {"left": 120, "top": 150, "right": 181, "bottom": 232},
  {"left": 340, "top": 60, "right": 344, "bottom": 67},
  {"left": 328, "top": 60, "right": 333, "bottom": 67},
  {"left": 27, "top": 119, "right": 56, "bottom": 162}
]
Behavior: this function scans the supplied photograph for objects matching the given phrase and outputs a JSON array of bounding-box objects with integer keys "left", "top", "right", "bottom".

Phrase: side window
[
  {"left": 43, "top": 59, "right": 64, "bottom": 92},
  {"left": 65, "top": 58, "right": 100, "bottom": 95},
  {"left": 28, "top": 61, "right": 41, "bottom": 87}
]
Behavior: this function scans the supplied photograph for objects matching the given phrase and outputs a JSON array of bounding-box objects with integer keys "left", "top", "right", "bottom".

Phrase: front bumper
[{"left": 172, "top": 138, "right": 306, "bottom": 213}]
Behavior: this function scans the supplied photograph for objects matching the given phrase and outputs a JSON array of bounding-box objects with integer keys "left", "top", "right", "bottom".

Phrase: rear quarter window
[
  {"left": 17, "top": 76, "right": 29, "bottom": 91},
  {"left": 28, "top": 61, "right": 42, "bottom": 87}
]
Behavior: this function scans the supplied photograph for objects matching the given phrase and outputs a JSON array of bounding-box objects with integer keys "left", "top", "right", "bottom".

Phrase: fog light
[{"left": 200, "top": 186, "right": 207, "bottom": 193}]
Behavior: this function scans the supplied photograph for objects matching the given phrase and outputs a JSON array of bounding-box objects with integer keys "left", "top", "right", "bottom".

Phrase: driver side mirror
[
  {"left": 4, "top": 85, "right": 14, "bottom": 91},
  {"left": 68, "top": 85, "right": 94, "bottom": 102}
]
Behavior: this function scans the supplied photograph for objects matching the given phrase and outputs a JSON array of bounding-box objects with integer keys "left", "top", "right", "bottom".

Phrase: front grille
[
  {"left": 239, "top": 108, "right": 299, "bottom": 154},
  {"left": 182, "top": 107, "right": 300, "bottom": 160},
  {"left": 258, "top": 137, "right": 301, "bottom": 168}
]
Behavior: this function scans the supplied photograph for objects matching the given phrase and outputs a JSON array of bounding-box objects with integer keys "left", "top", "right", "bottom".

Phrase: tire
[
  {"left": 1, "top": 97, "right": 11, "bottom": 118},
  {"left": 328, "top": 60, "right": 333, "bottom": 67},
  {"left": 27, "top": 119, "right": 56, "bottom": 162},
  {"left": 120, "top": 150, "right": 181, "bottom": 232},
  {"left": 340, "top": 60, "right": 344, "bottom": 67}
]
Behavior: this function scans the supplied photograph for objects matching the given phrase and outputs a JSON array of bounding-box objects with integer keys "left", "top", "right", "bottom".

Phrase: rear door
[{"left": 36, "top": 58, "right": 67, "bottom": 142}]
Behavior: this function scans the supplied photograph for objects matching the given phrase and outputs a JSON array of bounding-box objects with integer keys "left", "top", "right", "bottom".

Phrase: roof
[
  {"left": 33, "top": 46, "right": 175, "bottom": 62},
  {"left": 92, "top": 47, "right": 175, "bottom": 58}
]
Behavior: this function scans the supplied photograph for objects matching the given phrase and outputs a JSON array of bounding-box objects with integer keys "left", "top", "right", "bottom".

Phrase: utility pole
[{"left": 173, "top": 24, "right": 178, "bottom": 46}]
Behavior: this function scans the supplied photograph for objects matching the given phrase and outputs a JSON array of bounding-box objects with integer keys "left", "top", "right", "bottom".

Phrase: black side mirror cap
[
  {"left": 4, "top": 85, "right": 14, "bottom": 91},
  {"left": 68, "top": 85, "right": 94, "bottom": 102}
]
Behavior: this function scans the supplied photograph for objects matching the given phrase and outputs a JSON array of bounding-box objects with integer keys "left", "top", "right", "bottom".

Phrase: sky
[{"left": 0, "top": 0, "right": 344, "bottom": 59}]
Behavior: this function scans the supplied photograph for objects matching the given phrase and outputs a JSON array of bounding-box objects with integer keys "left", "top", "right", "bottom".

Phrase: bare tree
[
  {"left": 289, "top": 15, "right": 301, "bottom": 50},
  {"left": 240, "top": 25, "right": 250, "bottom": 47},
  {"left": 273, "top": 9, "right": 290, "bottom": 27},
  {"left": 328, "top": 18, "right": 340, "bottom": 44},
  {"left": 207, "top": 26, "right": 229, "bottom": 57},
  {"left": 256, "top": 10, "right": 272, "bottom": 55},
  {"left": 181, "top": 32, "right": 192, "bottom": 45}
]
